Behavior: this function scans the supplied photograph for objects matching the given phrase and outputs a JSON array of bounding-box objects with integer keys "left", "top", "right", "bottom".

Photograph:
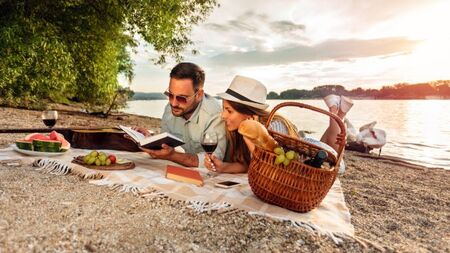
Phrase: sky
[{"left": 122, "top": 0, "right": 450, "bottom": 94}]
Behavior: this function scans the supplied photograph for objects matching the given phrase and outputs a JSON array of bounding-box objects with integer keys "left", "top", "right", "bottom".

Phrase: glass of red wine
[
  {"left": 201, "top": 132, "right": 218, "bottom": 173},
  {"left": 201, "top": 132, "right": 218, "bottom": 154},
  {"left": 42, "top": 110, "right": 58, "bottom": 128}
]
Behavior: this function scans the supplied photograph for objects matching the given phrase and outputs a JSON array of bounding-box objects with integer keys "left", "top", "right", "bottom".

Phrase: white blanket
[{"left": 0, "top": 146, "right": 354, "bottom": 241}]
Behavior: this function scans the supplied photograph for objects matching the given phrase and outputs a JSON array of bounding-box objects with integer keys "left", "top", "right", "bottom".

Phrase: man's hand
[
  {"left": 132, "top": 127, "right": 152, "bottom": 137},
  {"left": 140, "top": 144, "right": 175, "bottom": 160}
]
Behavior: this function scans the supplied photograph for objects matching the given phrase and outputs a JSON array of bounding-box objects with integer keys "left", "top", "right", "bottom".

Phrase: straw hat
[{"left": 217, "top": 75, "right": 269, "bottom": 110}]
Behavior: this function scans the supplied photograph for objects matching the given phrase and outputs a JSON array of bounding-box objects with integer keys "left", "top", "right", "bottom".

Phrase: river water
[{"left": 124, "top": 99, "right": 450, "bottom": 170}]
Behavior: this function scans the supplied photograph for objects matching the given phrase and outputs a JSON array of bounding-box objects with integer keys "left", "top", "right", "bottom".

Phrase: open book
[{"left": 119, "top": 125, "right": 184, "bottom": 150}]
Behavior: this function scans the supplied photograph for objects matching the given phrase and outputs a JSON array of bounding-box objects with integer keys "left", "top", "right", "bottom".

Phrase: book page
[{"left": 118, "top": 125, "right": 145, "bottom": 144}]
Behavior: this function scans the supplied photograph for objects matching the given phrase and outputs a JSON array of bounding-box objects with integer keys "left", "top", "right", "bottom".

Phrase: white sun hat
[{"left": 217, "top": 75, "right": 269, "bottom": 110}]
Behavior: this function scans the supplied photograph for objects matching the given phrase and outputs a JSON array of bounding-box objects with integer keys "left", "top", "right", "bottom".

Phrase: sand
[{"left": 0, "top": 107, "right": 448, "bottom": 252}]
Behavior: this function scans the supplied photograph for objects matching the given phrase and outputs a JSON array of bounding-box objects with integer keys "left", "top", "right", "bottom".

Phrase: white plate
[{"left": 13, "top": 145, "right": 70, "bottom": 157}]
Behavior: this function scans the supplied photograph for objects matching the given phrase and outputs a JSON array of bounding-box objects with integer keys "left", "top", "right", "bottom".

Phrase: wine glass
[
  {"left": 201, "top": 132, "right": 218, "bottom": 154},
  {"left": 42, "top": 110, "right": 58, "bottom": 128},
  {"left": 201, "top": 132, "right": 218, "bottom": 174}
]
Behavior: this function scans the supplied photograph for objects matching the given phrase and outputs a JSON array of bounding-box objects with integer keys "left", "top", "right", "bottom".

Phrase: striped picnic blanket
[{"left": 0, "top": 146, "right": 354, "bottom": 242}]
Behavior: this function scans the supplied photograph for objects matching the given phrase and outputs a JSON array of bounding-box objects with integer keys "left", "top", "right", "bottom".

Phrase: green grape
[
  {"left": 83, "top": 155, "right": 90, "bottom": 163},
  {"left": 89, "top": 151, "right": 98, "bottom": 157},
  {"left": 283, "top": 158, "right": 290, "bottom": 166},
  {"left": 99, "top": 152, "right": 106, "bottom": 157},
  {"left": 87, "top": 157, "right": 96, "bottom": 165},
  {"left": 274, "top": 154, "right": 285, "bottom": 165},
  {"left": 105, "top": 159, "right": 111, "bottom": 166},
  {"left": 98, "top": 154, "right": 107, "bottom": 162},
  {"left": 285, "top": 150, "right": 296, "bottom": 160},
  {"left": 273, "top": 147, "right": 285, "bottom": 155},
  {"left": 95, "top": 158, "right": 101, "bottom": 166}
]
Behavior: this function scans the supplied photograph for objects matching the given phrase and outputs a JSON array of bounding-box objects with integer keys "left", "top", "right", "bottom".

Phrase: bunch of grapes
[
  {"left": 273, "top": 147, "right": 298, "bottom": 166},
  {"left": 83, "top": 150, "right": 116, "bottom": 166}
]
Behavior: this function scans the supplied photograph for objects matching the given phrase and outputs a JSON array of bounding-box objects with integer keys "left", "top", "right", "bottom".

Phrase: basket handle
[{"left": 265, "top": 101, "right": 347, "bottom": 159}]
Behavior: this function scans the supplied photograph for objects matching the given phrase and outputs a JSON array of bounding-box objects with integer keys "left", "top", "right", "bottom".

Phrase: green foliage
[
  {"left": 0, "top": 0, "right": 217, "bottom": 110},
  {"left": 267, "top": 91, "right": 279, "bottom": 99},
  {"left": 0, "top": 17, "right": 76, "bottom": 108}
]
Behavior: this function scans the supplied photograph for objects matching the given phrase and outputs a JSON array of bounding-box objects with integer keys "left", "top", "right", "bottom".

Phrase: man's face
[{"left": 166, "top": 78, "right": 203, "bottom": 118}]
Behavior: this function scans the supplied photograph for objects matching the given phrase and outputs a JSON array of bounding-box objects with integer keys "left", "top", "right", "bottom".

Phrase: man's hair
[{"left": 170, "top": 62, "right": 205, "bottom": 90}]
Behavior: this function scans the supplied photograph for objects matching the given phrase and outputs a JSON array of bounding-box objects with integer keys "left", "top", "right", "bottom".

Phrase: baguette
[{"left": 238, "top": 120, "right": 278, "bottom": 151}]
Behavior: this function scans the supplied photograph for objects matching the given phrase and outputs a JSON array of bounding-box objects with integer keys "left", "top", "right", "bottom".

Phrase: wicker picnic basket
[{"left": 248, "top": 102, "right": 346, "bottom": 213}]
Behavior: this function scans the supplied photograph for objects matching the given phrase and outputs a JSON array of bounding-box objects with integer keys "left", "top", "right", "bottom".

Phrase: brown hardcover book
[{"left": 165, "top": 165, "right": 204, "bottom": 186}]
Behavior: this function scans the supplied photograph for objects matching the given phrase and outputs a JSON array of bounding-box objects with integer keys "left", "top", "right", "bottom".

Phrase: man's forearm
[{"left": 168, "top": 152, "right": 199, "bottom": 167}]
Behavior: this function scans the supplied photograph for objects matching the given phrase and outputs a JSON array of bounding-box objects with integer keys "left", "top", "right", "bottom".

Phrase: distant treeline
[
  {"left": 131, "top": 92, "right": 166, "bottom": 100},
  {"left": 131, "top": 80, "right": 450, "bottom": 100},
  {"left": 268, "top": 80, "right": 450, "bottom": 99}
]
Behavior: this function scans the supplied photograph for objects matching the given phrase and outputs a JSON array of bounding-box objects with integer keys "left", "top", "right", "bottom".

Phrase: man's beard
[
  {"left": 171, "top": 106, "right": 185, "bottom": 116},
  {"left": 171, "top": 102, "right": 198, "bottom": 118}
]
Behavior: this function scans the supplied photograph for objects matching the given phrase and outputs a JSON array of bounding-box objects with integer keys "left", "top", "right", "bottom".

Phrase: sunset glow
[{"left": 124, "top": 0, "right": 450, "bottom": 93}]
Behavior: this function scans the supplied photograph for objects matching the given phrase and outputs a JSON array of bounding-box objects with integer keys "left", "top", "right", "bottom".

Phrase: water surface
[{"left": 125, "top": 99, "right": 450, "bottom": 170}]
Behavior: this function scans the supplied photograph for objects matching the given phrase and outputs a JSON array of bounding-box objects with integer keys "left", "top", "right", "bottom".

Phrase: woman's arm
[{"left": 204, "top": 154, "right": 248, "bottom": 173}]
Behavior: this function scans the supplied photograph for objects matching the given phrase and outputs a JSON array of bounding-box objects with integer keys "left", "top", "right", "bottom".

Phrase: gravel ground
[{"left": 0, "top": 106, "right": 449, "bottom": 252}]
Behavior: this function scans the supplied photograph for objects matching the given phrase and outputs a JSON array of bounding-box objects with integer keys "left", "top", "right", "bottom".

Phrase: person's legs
[{"left": 320, "top": 95, "right": 352, "bottom": 152}]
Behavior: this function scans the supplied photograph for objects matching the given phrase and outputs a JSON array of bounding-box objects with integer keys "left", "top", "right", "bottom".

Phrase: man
[{"left": 135, "top": 62, "right": 226, "bottom": 168}]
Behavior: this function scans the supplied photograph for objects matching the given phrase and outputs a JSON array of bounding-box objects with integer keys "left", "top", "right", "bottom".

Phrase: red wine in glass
[
  {"left": 43, "top": 119, "right": 57, "bottom": 128},
  {"left": 201, "top": 132, "right": 218, "bottom": 154},
  {"left": 201, "top": 143, "right": 218, "bottom": 153},
  {"left": 42, "top": 110, "right": 58, "bottom": 128}
]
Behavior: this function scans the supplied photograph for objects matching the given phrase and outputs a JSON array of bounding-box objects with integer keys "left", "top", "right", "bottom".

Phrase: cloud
[
  {"left": 208, "top": 11, "right": 305, "bottom": 34},
  {"left": 269, "top": 21, "right": 305, "bottom": 33},
  {"left": 209, "top": 37, "right": 421, "bottom": 66}
]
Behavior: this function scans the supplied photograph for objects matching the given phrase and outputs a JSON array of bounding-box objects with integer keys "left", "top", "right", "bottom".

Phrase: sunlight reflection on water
[{"left": 125, "top": 99, "right": 450, "bottom": 169}]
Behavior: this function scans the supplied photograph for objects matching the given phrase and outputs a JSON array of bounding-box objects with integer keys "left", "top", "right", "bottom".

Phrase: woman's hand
[{"left": 204, "top": 154, "right": 224, "bottom": 172}]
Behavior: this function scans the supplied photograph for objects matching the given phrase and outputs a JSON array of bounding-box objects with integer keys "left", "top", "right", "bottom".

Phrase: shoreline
[
  {"left": 3, "top": 104, "right": 447, "bottom": 171},
  {"left": 129, "top": 98, "right": 450, "bottom": 101},
  {"left": 0, "top": 106, "right": 449, "bottom": 252}
]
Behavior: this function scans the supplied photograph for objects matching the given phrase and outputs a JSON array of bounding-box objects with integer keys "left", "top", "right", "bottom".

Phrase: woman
[{"left": 205, "top": 75, "right": 351, "bottom": 173}]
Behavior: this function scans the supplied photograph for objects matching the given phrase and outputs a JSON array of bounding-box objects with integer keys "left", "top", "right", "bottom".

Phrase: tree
[
  {"left": 267, "top": 91, "right": 279, "bottom": 99},
  {"left": 0, "top": 0, "right": 218, "bottom": 109},
  {"left": 312, "top": 85, "right": 346, "bottom": 98}
]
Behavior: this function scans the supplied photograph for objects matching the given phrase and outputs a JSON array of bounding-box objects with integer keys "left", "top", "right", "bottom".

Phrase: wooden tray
[{"left": 72, "top": 156, "right": 135, "bottom": 170}]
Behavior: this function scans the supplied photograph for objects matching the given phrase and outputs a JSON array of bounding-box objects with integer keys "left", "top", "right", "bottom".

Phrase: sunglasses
[{"left": 164, "top": 90, "right": 199, "bottom": 104}]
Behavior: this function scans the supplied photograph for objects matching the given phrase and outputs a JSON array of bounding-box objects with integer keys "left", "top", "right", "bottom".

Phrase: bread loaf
[{"left": 238, "top": 120, "right": 278, "bottom": 151}]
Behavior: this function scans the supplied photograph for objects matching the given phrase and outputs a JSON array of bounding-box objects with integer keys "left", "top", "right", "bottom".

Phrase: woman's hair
[{"left": 225, "top": 100, "right": 299, "bottom": 166}]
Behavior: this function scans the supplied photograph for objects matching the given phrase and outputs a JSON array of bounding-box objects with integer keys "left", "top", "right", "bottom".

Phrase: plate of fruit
[
  {"left": 14, "top": 131, "right": 71, "bottom": 156},
  {"left": 72, "top": 150, "right": 135, "bottom": 170}
]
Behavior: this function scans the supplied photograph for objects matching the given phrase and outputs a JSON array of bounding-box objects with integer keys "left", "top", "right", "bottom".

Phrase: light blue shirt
[{"left": 161, "top": 94, "right": 226, "bottom": 167}]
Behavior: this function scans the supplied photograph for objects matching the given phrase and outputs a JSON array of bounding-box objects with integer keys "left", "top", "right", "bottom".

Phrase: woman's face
[{"left": 221, "top": 100, "right": 252, "bottom": 131}]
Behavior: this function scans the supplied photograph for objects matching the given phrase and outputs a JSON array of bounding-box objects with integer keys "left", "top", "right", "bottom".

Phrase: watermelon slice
[
  {"left": 33, "top": 139, "right": 62, "bottom": 152},
  {"left": 24, "top": 133, "right": 49, "bottom": 141},
  {"left": 49, "top": 131, "right": 59, "bottom": 141},
  {"left": 16, "top": 140, "right": 33, "bottom": 150},
  {"left": 49, "top": 130, "right": 70, "bottom": 149},
  {"left": 20, "top": 132, "right": 70, "bottom": 151}
]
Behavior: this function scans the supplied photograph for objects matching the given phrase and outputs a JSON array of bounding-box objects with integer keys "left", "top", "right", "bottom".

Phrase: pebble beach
[{"left": 0, "top": 107, "right": 448, "bottom": 252}]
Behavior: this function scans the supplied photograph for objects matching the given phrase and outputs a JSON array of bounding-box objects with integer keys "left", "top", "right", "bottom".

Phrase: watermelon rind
[
  {"left": 33, "top": 146, "right": 62, "bottom": 152},
  {"left": 32, "top": 139, "right": 62, "bottom": 152},
  {"left": 16, "top": 140, "right": 33, "bottom": 150}
]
